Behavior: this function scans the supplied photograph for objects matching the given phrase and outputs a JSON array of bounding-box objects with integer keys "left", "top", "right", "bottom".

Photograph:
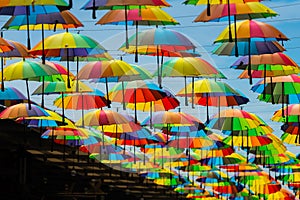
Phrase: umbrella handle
[
  {"left": 206, "top": 0, "right": 211, "bottom": 16},
  {"left": 92, "top": 0, "right": 96, "bottom": 19}
]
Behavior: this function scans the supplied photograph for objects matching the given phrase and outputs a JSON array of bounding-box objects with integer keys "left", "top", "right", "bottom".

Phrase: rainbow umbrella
[
  {"left": 81, "top": 0, "right": 170, "bottom": 48},
  {"left": 53, "top": 89, "right": 108, "bottom": 126},
  {"left": 206, "top": 108, "right": 266, "bottom": 133},
  {"left": 75, "top": 109, "right": 130, "bottom": 127},
  {"left": 177, "top": 79, "right": 249, "bottom": 122},
  {"left": 119, "top": 27, "right": 197, "bottom": 88},
  {"left": 96, "top": 6, "right": 179, "bottom": 54},
  {"left": 0, "top": 0, "right": 70, "bottom": 49},
  {"left": 183, "top": 0, "right": 262, "bottom": 16},
  {"left": 141, "top": 110, "right": 199, "bottom": 142},
  {"left": 155, "top": 57, "right": 225, "bottom": 106},
  {"left": 2, "top": 10, "right": 83, "bottom": 31},
  {"left": 126, "top": 88, "right": 180, "bottom": 112},
  {"left": 89, "top": 63, "right": 153, "bottom": 83},
  {"left": 108, "top": 80, "right": 168, "bottom": 123},
  {"left": 1, "top": 60, "right": 62, "bottom": 109},
  {"left": 0, "top": 103, "right": 50, "bottom": 119},
  {"left": 251, "top": 75, "right": 300, "bottom": 116},
  {"left": 194, "top": 2, "right": 277, "bottom": 23},
  {"left": 32, "top": 77, "right": 93, "bottom": 122},
  {"left": 96, "top": 6, "right": 179, "bottom": 26},
  {"left": 194, "top": 1, "right": 277, "bottom": 45},
  {"left": 2, "top": 10, "right": 83, "bottom": 65},
  {"left": 126, "top": 88, "right": 180, "bottom": 128},
  {"left": 30, "top": 32, "right": 108, "bottom": 88},
  {"left": 0, "top": 39, "right": 33, "bottom": 91},
  {"left": 215, "top": 20, "right": 288, "bottom": 84},
  {"left": 78, "top": 59, "right": 141, "bottom": 108},
  {"left": 0, "top": 85, "right": 27, "bottom": 107},
  {"left": 212, "top": 40, "right": 285, "bottom": 56}
]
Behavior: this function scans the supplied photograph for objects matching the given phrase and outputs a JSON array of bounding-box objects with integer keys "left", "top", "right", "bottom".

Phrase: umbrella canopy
[
  {"left": 30, "top": 32, "right": 107, "bottom": 57},
  {"left": 75, "top": 109, "right": 130, "bottom": 127},
  {"left": 0, "top": 103, "right": 50, "bottom": 119},
  {"left": 0, "top": 0, "right": 70, "bottom": 49},
  {"left": 231, "top": 53, "right": 299, "bottom": 70},
  {"left": 78, "top": 59, "right": 141, "bottom": 108},
  {"left": 206, "top": 108, "right": 266, "bottom": 133},
  {"left": 176, "top": 78, "right": 249, "bottom": 121},
  {"left": 119, "top": 27, "right": 197, "bottom": 87},
  {"left": 108, "top": 80, "right": 168, "bottom": 122},
  {"left": 212, "top": 40, "right": 285, "bottom": 56},
  {"left": 2, "top": 60, "right": 62, "bottom": 108},
  {"left": 214, "top": 20, "right": 289, "bottom": 43},
  {"left": 78, "top": 59, "right": 140, "bottom": 80},
  {"left": 251, "top": 75, "right": 300, "bottom": 108},
  {"left": 194, "top": 2, "right": 277, "bottom": 22},
  {"left": 30, "top": 31, "right": 108, "bottom": 88},
  {"left": 2, "top": 10, "right": 83, "bottom": 31},
  {"left": 96, "top": 6, "right": 179, "bottom": 26},
  {"left": 126, "top": 88, "right": 180, "bottom": 112},
  {"left": 53, "top": 89, "right": 107, "bottom": 110}
]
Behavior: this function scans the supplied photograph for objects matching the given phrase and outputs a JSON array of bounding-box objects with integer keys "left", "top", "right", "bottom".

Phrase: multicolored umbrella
[
  {"left": 183, "top": 0, "right": 262, "bottom": 16},
  {"left": 0, "top": 103, "right": 50, "bottom": 119},
  {"left": 155, "top": 57, "right": 225, "bottom": 106},
  {"left": 194, "top": 2, "right": 277, "bottom": 23},
  {"left": 2, "top": 10, "right": 83, "bottom": 31},
  {"left": 213, "top": 40, "right": 285, "bottom": 56},
  {"left": 53, "top": 89, "right": 108, "bottom": 126},
  {"left": 251, "top": 75, "right": 300, "bottom": 117},
  {"left": 0, "top": 0, "right": 70, "bottom": 49},
  {"left": 108, "top": 80, "right": 168, "bottom": 123},
  {"left": 0, "top": 85, "right": 27, "bottom": 106},
  {"left": 96, "top": 6, "right": 179, "bottom": 26},
  {"left": 119, "top": 27, "right": 197, "bottom": 87},
  {"left": 78, "top": 59, "right": 141, "bottom": 108},
  {"left": 81, "top": 0, "right": 170, "bottom": 48},
  {"left": 176, "top": 78, "right": 249, "bottom": 122},
  {"left": 1, "top": 60, "right": 62, "bottom": 109},
  {"left": 30, "top": 31, "right": 108, "bottom": 88},
  {"left": 215, "top": 19, "right": 288, "bottom": 84}
]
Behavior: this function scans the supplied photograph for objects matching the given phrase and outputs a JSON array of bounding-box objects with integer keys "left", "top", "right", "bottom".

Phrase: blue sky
[{"left": 1, "top": 1, "right": 300, "bottom": 154}]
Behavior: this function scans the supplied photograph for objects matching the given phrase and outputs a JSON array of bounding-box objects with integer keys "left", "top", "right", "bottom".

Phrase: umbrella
[
  {"left": 176, "top": 78, "right": 249, "bottom": 122},
  {"left": 53, "top": 88, "right": 108, "bottom": 126},
  {"left": 0, "top": 0, "right": 70, "bottom": 49},
  {"left": 155, "top": 57, "right": 225, "bottom": 107},
  {"left": 32, "top": 76, "right": 93, "bottom": 122},
  {"left": 2, "top": 10, "right": 83, "bottom": 31},
  {"left": 1, "top": 60, "right": 62, "bottom": 109},
  {"left": 96, "top": 6, "right": 179, "bottom": 51},
  {"left": 75, "top": 109, "right": 130, "bottom": 127},
  {"left": 213, "top": 40, "right": 285, "bottom": 56},
  {"left": 0, "top": 103, "right": 50, "bottom": 119},
  {"left": 81, "top": 0, "right": 170, "bottom": 48},
  {"left": 30, "top": 31, "right": 108, "bottom": 88},
  {"left": 78, "top": 59, "right": 141, "bottom": 108},
  {"left": 182, "top": 0, "right": 262, "bottom": 16},
  {"left": 141, "top": 110, "right": 199, "bottom": 142},
  {"left": 206, "top": 108, "right": 266, "bottom": 133},
  {"left": 194, "top": 2, "right": 277, "bottom": 23},
  {"left": 96, "top": 6, "right": 179, "bottom": 26},
  {"left": 251, "top": 75, "right": 300, "bottom": 116},
  {"left": 108, "top": 80, "right": 168, "bottom": 123},
  {"left": 214, "top": 20, "right": 288, "bottom": 84},
  {"left": 2, "top": 10, "right": 83, "bottom": 65},
  {"left": 194, "top": 1, "right": 277, "bottom": 45},
  {"left": 0, "top": 85, "right": 27, "bottom": 107},
  {"left": 126, "top": 88, "right": 180, "bottom": 128},
  {"left": 119, "top": 27, "right": 197, "bottom": 88}
]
